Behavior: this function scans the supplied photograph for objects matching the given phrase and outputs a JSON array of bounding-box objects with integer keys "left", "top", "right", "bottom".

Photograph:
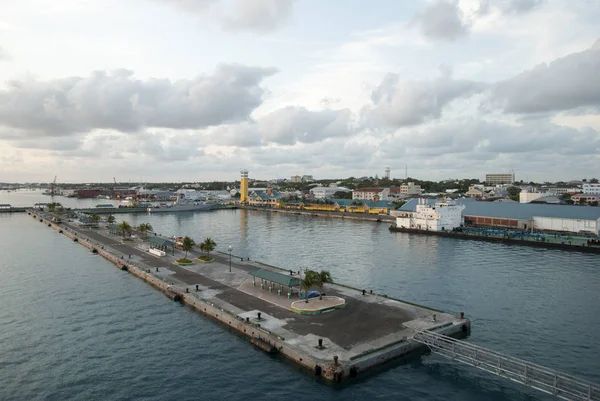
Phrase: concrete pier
[{"left": 31, "top": 210, "right": 470, "bottom": 382}]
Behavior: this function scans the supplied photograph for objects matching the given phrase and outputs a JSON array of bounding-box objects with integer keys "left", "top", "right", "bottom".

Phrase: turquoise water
[{"left": 1, "top": 196, "right": 599, "bottom": 400}]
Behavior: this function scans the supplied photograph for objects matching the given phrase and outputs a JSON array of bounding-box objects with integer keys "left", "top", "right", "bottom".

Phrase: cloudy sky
[{"left": 0, "top": 0, "right": 599, "bottom": 183}]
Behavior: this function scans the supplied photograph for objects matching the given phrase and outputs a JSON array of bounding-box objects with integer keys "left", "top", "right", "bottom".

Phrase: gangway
[{"left": 412, "top": 330, "right": 599, "bottom": 401}]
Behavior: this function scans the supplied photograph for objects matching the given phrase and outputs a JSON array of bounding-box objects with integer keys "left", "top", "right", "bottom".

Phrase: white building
[
  {"left": 533, "top": 216, "right": 599, "bottom": 236},
  {"left": 519, "top": 189, "right": 553, "bottom": 203},
  {"left": 310, "top": 186, "right": 349, "bottom": 199},
  {"left": 582, "top": 183, "right": 600, "bottom": 194},
  {"left": 290, "top": 175, "right": 302, "bottom": 183},
  {"left": 393, "top": 199, "right": 465, "bottom": 231}
]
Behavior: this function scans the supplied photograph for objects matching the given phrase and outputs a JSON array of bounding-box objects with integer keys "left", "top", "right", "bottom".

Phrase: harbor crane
[{"left": 49, "top": 175, "right": 57, "bottom": 196}]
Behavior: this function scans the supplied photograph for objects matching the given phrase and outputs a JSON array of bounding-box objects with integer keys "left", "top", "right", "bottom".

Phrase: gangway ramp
[{"left": 412, "top": 330, "right": 599, "bottom": 401}]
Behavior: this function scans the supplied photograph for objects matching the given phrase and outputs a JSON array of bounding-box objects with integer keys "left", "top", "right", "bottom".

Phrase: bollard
[
  {"left": 277, "top": 289, "right": 281, "bottom": 296},
  {"left": 246, "top": 317, "right": 250, "bottom": 323},
  {"left": 186, "top": 288, "right": 189, "bottom": 293},
  {"left": 318, "top": 339, "right": 323, "bottom": 348},
  {"left": 287, "top": 292, "right": 291, "bottom": 299},
  {"left": 257, "top": 312, "right": 261, "bottom": 320},
  {"left": 156, "top": 267, "right": 159, "bottom": 272},
  {"left": 460, "top": 312, "right": 464, "bottom": 319},
  {"left": 362, "top": 289, "right": 366, "bottom": 295},
  {"left": 333, "top": 355, "right": 339, "bottom": 365},
  {"left": 196, "top": 285, "right": 199, "bottom": 291}
]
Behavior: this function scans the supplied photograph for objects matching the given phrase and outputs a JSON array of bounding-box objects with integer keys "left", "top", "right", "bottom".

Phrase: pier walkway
[
  {"left": 32, "top": 213, "right": 467, "bottom": 382},
  {"left": 413, "top": 330, "right": 599, "bottom": 401}
]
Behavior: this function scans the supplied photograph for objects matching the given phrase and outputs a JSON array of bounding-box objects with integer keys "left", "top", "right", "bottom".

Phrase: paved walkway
[{"left": 58, "top": 222, "right": 442, "bottom": 349}]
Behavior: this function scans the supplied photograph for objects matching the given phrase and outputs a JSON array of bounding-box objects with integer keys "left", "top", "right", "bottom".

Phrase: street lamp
[{"left": 228, "top": 245, "right": 232, "bottom": 272}]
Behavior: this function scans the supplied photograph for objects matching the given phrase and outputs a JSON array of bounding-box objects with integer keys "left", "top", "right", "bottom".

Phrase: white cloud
[
  {"left": 0, "top": 64, "right": 277, "bottom": 138},
  {"left": 366, "top": 72, "right": 485, "bottom": 128},
  {"left": 492, "top": 39, "right": 600, "bottom": 113}
]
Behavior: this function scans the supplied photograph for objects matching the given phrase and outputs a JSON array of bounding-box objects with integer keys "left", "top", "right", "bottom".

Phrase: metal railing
[{"left": 412, "top": 330, "right": 599, "bottom": 401}]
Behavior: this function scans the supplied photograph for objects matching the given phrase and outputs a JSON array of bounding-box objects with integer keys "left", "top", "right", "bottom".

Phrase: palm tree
[
  {"left": 315, "top": 270, "right": 333, "bottom": 300},
  {"left": 182, "top": 236, "right": 195, "bottom": 260},
  {"left": 300, "top": 270, "right": 333, "bottom": 302},
  {"left": 198, "top": 241, "right": 207, "bottom": 256},
  {"left": 137, "top": 223, "right": 153, "bottom": 238},
  {"left": 301, "top": 271, "right": 315, "bottom": 303},
  {"left": 89, "top": 214, "right": 101, "bottom": 226},
  {"left": 202, "top": 237, "right": 216, "bottom": 258},
  {"left": 118, "top": 221, "right": 132, "bottom": 238},
  {"left": 47, "top": 202, "right": 62, "bottom": 212},
  {"left": 107, "top": 215, "right": 116, "bottom": 224}
]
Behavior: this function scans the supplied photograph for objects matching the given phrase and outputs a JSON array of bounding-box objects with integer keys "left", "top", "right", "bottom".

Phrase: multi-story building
[
  {"left": 545, "top": 187, "right": 582, "bottom": 195},
  {"left": 301, "top": 175, "right": 314, "bottom": 182},
  {"left": 485, "top": 173, "right": 515, "bottom": 185},
  {"left": 582, "top": 183, "right": 600, "bottom": 194},
  {"left": 400, "top": 182, "right": 422, "bottom": 196},
  {"left": 352, "top": 187, "right": 383, "bottom": 201},
  {"left": 393, "top": 199, "right": 465, "bottom": 231},
  {"left": 290, "top": 175, "right": 302, "bottom": 183},
  {"left": 571, "top": 194, "right": 600, "bottom": 205}
]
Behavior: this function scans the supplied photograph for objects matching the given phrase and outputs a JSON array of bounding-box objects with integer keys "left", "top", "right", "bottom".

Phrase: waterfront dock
[
  {"left": 389, "top": 225, "right": 600, "bottom": 254},
  {"left": 30, "top": 210, "right": 469, "bottom": 382}
]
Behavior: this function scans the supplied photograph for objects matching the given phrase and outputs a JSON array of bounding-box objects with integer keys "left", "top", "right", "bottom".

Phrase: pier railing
[{"left": 412, "top": 330, "right": 599, "bottom": 401}]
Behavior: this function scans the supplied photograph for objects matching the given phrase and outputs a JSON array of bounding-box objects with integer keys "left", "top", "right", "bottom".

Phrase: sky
[{"left": 0, "top": 0, "right": 599, "bottom": 183}]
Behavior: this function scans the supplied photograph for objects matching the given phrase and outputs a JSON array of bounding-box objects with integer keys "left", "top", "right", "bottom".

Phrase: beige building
[
  {"left": 400, "top": 182, "right": 422, "bottom": 196},
  {"left": 352, "top": 187, "right": 383, "bottom": 201},
  {"left": 485, "top": 173, "right": 515, "bottom": 185}
]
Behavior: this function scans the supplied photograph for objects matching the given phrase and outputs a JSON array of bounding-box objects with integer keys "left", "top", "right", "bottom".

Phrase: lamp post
[{"left": 228, "top": 245, "right": 232, "bottom": 272}]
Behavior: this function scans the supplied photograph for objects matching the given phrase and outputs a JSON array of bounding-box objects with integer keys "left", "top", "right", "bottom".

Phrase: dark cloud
[
  {"left": 385, "top": 119, "right": 600, "bottom": 159},
  {"left": 258, "top": 106, "right": 354, "bottom": 145},
  {"left": 367, "top": 73, "right": 485, "bottom": 128},
  {"left": 0, "top": 64, "right": 277, "bottom": 139},
  {"left": 492, "top": 40, "right": 600, "bottom": 113},
  {"left": 415, "top": 0, "right": 469, "bottom": 41}
]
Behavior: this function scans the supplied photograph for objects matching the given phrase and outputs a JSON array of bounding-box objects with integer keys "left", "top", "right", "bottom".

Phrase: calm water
[{"left": 1, "top": 191, "right": 599, "bottom": 400}]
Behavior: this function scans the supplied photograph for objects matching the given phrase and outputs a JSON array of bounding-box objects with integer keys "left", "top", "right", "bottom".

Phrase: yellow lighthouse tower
[{"left": 240, "top": 169, "right": 249, "bottom": 203}]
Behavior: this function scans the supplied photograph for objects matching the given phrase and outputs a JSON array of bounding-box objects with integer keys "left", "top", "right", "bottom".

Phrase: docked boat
[{"left": 147, "top": 189, "right": 212, "bottom": 213}]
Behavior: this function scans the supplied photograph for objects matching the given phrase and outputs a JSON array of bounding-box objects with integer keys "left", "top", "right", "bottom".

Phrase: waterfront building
[
  {"left": 352, "top": 187, "right": 383, "bottom": 201},
  {"left": 309, "top": 186, "right": 349, "bottom": 199},
  {"left": 400, "top": 198, "right": 600, "bottom": 234},
  {"left": 582, "top": 183, "right": 600, "bottom": 194},
  {"left": 393, "top": 198, "right": 465, "bottom": 231},
  {"left": 485, "top": 173, "right": 515, "bottom": 185},
  {"left": 247, "top": 191, "right": 283, "bottom": 207}
]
